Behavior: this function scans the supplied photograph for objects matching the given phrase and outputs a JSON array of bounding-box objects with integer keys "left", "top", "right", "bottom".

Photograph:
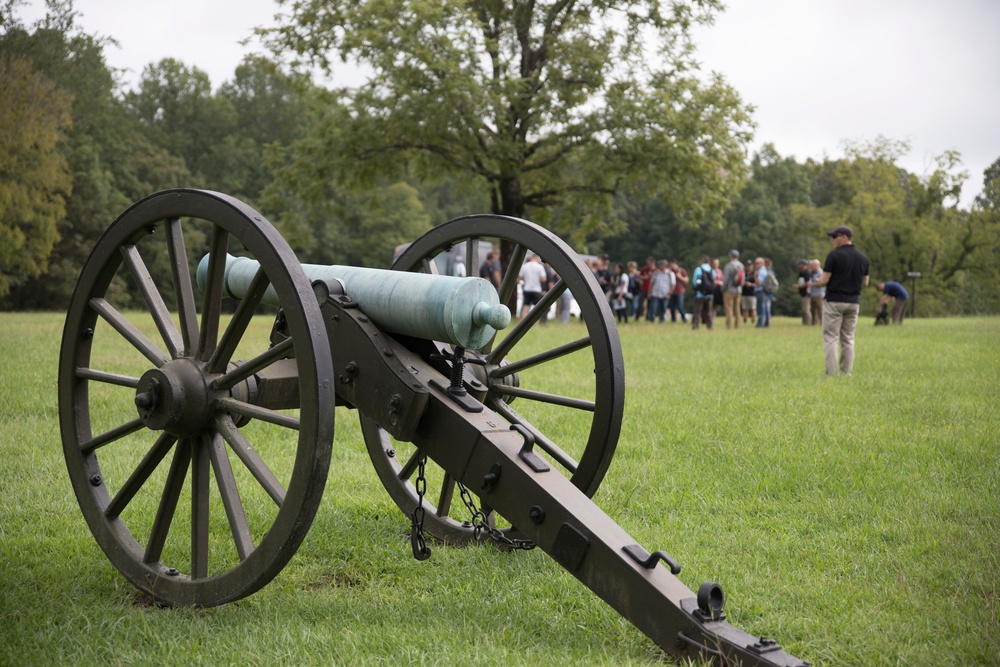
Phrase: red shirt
[
  {"left": 673, "top": 268, "right": 687, "bottom": 295},
  {"left": 638, "top": 266, "right": 654, "bottom": 292}
]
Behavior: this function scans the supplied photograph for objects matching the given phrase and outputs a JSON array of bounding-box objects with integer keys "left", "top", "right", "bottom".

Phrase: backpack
[
  {"left": 763, "top": 270, "right": 779, "bottom": 295},
  {"left": 696, "top": 266, "right": 714, "bottom": 295},
  {"left": 722, "top": 262, "right": 743, "bottom": 290}
]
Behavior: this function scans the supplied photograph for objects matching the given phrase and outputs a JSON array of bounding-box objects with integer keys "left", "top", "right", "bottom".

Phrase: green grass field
[{"left": 1, "top": 312, "right": 997, "bottom": 666}]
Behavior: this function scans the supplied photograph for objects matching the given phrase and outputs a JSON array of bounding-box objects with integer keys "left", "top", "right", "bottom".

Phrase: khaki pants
[
  {"left": 823, "top": 301, "right": 860, "bottom": 376},
  {"left": 801, "top": 296, "right": 812, "bottom": 324},
  {"left": 810, "top": 296, "right": 823, "bottom": 326},
  {"left": 723, "top": 291, "right": 741, "bottom": 329}
]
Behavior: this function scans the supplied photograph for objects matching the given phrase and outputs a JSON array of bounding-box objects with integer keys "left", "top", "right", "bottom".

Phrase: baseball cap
[
  {"left": 729, "top": 249, "right": 740, "bottom": 258},
  {"left": 827, "top": 226, "right": 853, "bottom": 239}
]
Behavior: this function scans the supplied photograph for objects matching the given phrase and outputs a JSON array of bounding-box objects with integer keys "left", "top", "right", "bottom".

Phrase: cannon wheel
[
  {"left": 59, "top": 189, "right": 335, "bottom": 606},
  {"left": 362, "top": 214, "right": 624, "bottom": 544}
]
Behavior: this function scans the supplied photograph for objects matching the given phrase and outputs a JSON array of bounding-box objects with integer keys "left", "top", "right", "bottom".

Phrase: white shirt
[{"left": 519, "top": 261, "right": 548, "bottom": 292}]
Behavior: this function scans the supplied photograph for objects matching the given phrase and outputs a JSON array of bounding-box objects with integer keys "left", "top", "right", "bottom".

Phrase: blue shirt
[
  {"left": 693, "top": 264, "right": 713, "bottom": 298},
  {"left": 755, "top": 266, "right": 768, "bottom": 293},
  {"left": 883, "top": 281, "right": 909, "bottom": 300}
]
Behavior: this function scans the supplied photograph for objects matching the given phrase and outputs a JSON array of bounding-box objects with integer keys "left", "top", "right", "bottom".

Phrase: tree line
[{"left": 1, "top": 0, "right": 997, "bottom": 315}]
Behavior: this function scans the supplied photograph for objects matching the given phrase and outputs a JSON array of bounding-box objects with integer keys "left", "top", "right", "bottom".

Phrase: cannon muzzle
[{"left": 196, "top": 253, "right": 511, "bottom": 349}]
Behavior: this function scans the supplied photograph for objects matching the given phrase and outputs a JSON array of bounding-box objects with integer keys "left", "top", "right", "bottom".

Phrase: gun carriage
[{"left": 59, "top": 189, "right": 808, "bottom": 666}]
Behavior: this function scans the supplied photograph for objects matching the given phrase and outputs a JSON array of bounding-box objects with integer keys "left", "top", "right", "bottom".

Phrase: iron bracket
[{"left": 319, "top": 290, "right": 429, "bottom": 442}]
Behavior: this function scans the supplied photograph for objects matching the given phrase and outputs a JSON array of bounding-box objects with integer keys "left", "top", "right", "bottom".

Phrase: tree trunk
[{"left": 497, "top": 176, "right": 526, "bottom": 314}]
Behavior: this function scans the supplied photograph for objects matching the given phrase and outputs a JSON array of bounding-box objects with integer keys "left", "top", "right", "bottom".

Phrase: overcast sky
[{"left": 18, "top": 0, "right": 1000, "bottom": 207}]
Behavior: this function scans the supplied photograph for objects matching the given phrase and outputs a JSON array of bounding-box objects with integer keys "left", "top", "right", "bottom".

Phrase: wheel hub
[{"left": 135, "top": 358, "right": 214, "bottom": 436}]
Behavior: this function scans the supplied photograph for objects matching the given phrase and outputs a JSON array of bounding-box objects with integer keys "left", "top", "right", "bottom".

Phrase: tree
[
  {"left": 1, "top": 0, "right": 195, "bottom": 309},
  {"left": 957, "top": 157, "right": 1000, "bottom": 313},
  {"left": 125, "top": 58, "right": 236, "bottom": 185},
  {"left": 339, "top": 182, "right": 432, "bottom": 267},
  {"left": 262, "top": 0, "right": 753, "bottom": 248},
  {"left": 0, "top": 54, "right": 73, "bottom": 297},
  {"left": 212, "top": 56, "right": 315, "bottom": 203},
  {"left": 802, "top": 137, "right": 998, "bottom": 315},
  {"left": 715, "top": 144, "right": 814, "bottom": 315}
]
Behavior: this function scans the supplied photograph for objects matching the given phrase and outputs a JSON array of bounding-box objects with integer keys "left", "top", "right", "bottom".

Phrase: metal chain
[
  {"left": 457, "top": 482, "right": 535, "bottom": 551},
  {"left": 409, "top": 453, "right": 431, "bottom": 561}
]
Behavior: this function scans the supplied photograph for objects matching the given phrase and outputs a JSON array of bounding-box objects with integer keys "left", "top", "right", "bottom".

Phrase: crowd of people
[
  {"left": 589, "top": 251, "right": 792, "bottom": 331},
  {"left": 491, "top": 224, "right": 902, "bottom": 376}
]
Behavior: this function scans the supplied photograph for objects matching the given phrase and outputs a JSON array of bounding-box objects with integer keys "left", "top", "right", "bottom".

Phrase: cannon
[{"left": 59, "top": 189, "right": 808, "bottom": 666}]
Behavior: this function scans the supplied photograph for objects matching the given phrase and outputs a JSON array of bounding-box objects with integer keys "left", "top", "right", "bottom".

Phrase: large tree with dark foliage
[{"left": 261, "top": 0, "right": 753, "bottom": 245}]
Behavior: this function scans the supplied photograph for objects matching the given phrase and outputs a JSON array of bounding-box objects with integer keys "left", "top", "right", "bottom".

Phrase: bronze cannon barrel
[{"left": 197, "top": 253, "right": 511, "bottom": 349}]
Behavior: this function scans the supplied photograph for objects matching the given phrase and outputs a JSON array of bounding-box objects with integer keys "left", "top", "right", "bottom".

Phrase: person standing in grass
[
  {"left": 721, "top": 249, "right": 744, "bottom": 329},
  {"left": 668, "top": 259, "right": 688, "bottom": 323},
  {"left": 518, "top": 253, "right": 548, "bottom": 319},
  {"left": 636, "top": 257, "right": 655, "bottom": 320},
  {"left": 876, "top": 280, "right": 909, "bottom": 324},
  {"left": 711, "top": 257, "right": 724, "bottom": 314},
  {"left": 626, "top": 261, "right": 640, "bottom": 319},
  {"left": 692, "top": 255, "right": 715, "bottom": 330},
  {"left": 741, "top": 260, "right": 757, "bottom": 324},
  {"left": 797, "top": 259, "right": 813, "bottom": 325},
  {"left": 612, "top": 263, "right": 631, "bottom": 323},
  {"left": 647, "top": 259, "right": 675, "bottom": 323},
  {"left": 753, "top": 257, "right": 769, "bottom": 328},
  {"left": 807, "top": 259, "right": 824, "bottom": 326},
  {"left": 814, "top": 225, "right": 870, "bottom": 375},
  {"left": 480, "top": 250, "right": 502, "bottom": 291}
]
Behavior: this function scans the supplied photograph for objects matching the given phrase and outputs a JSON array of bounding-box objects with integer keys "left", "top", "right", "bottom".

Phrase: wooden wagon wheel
[
  {"left": 362, "top": 215, "right": 624, "bottom": 545},
  {"left": 59, "top": 189, "right": 335, "bottom": 606}
]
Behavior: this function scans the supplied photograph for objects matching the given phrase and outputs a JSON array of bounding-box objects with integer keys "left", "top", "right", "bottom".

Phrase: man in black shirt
[
  {"left": 814, "top": 225, "right": 869, "bottom": 375},
  {"left": 479, "top": 251, "right": 502, "bottom": 291}
]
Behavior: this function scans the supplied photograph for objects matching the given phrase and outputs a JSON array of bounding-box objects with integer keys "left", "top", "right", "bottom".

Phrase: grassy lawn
[{"left": 1, "top": 311, "right": 997, "bottom": 666}]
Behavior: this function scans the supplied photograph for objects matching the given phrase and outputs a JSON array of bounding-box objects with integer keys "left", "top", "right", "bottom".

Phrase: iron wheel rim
[
  {"left": 362, "top": 214, "right": 624, "bottom": 543},
  {"left": 58, "top": 189, "right": 335, "bottom": 606}
]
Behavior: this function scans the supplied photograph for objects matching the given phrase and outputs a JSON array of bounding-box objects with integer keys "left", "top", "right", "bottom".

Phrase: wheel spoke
[
  {"left": 197, "top": 225, "right": 230, "bottom": 361},
  {"left": 398, "top": 448, "right": 421, "bottom": 481},
  {"left": 76, "top": 367, "right": 140, "bottom": 388},
  {"left": 166, "top": 217, "right": 199, "bottom": 355},
  {"left": 490, "top": 335, "right": 591, "bottom": 378},
  {"left": 436, "top": 472, "right": 456, "bottom": 518},
  {"left": 105, "top": 432, "right": 177, "bottom": 519},
  {"left": 144, "top": 438, "right": 192, "bottom": 564},
  {"left": 497, "top": 243, "right": 526, "bottom": 306},
  {"left": 216, "top": 415, "right": 286, "bottom": 506},
  {"left": 61, "top": 190, "right": 334, "bottom": 606},
  {"left": 488, "top": 279, "right": 567, "bottom": 364},
  {"left": 208, "top": 431, "right": 253, "bottom": 561},
  {"left": 420, "top": 257, "right": 438, "bottom": 274},
  {"left": 81, "top": 417, "right": 145, "bottom": 453},
  {"left": 208, "top": 266, "right": 271, "bottom": 373},
  {"left": 489, "top": 398, "right": 579, "bottom": 473},
  {"left": 215, "top": 397, "right": 300, "bottom": 430},
  {"left": 465, "top": 238, "right": 479, "bottom": 279},
  {"left": 121, "top": 244, "right": 184, "bottom": 359},
  {"left": 90, "top": 298, "right": 169, "bottom": 367},
  {"left": 492, "top": 385, "right": 595, "bottom": 411},
  {"left": 191, "top": 435, "right": 211, "bottom": 580},
  {"left": 212, "top": 337, "right": 294, "bottom": 390}
]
